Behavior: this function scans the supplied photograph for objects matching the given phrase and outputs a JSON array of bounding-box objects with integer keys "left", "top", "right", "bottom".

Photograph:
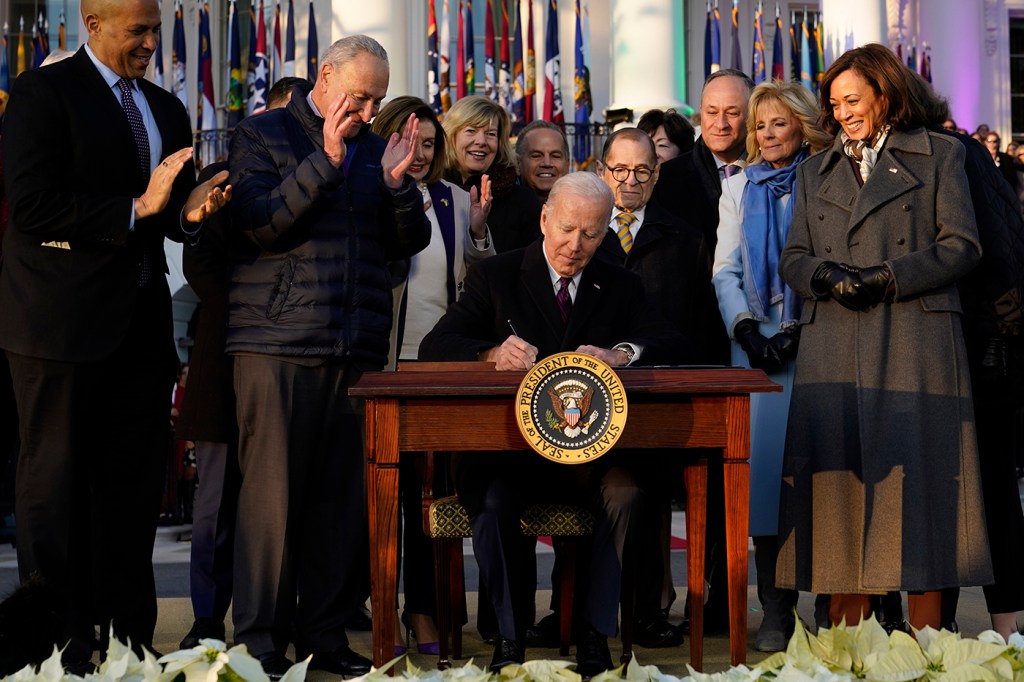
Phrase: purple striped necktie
[
  {"left": 117, "top": 78, "right": 151, "bottom": 177},
  {"left": 117, "top": 77, "right": 154, "bottom": 286},
  {"left": 556, "top": 277, "right": 573, "bottom": 325}
]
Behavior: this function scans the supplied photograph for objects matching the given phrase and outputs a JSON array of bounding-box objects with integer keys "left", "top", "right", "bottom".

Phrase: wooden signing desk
[{"left": 350, "top": 366, "right": 780, "bottom": 671}]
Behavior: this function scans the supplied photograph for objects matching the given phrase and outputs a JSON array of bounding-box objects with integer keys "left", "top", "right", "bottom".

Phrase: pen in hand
[{"left": 507, "top": 319, "right": 520, "bottom": 338}]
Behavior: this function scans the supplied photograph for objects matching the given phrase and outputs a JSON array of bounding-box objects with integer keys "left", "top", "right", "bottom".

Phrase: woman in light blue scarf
[{"left": 712, "top": 80, "right": 831, "bottom": 653}]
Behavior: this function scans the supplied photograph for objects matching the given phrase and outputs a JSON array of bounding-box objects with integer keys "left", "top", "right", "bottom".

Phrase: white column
[
  {"left": 919, "top": 0, "right": 1008, "bottom": 140},
  {"left": 608, "top": 0, "right": 685, "bottom": 113},
  {"left": 820, "top": 0, "right": 885, "bottom": 61},
  {"left": 329, "top": 0, "right": 414, "bottom": 99}
]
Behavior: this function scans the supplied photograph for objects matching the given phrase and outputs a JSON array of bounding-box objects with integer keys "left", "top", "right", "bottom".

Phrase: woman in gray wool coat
[{"left": 776, "top": 43, "right": 993, "bottom": 630}]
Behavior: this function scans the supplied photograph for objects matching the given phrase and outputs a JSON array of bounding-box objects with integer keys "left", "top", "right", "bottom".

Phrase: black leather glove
[
  {"left": 768, "top": 329, "right": 800, "bottom": 363},
  {"left": 859, "top": 264, "right": 894, "bottom": 305},
  {"left": 811, "top": 261, "right": 872, "bottom": 311},
  {"left": 733, "top": 318, "right": 784, "bottom": 372}
]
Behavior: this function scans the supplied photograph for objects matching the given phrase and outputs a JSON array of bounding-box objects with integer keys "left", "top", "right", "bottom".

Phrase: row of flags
[
  {"left": 164, "top": 0, "right": 319, "bottom": 129},
  {"left": 705, "top": 1, "right": 825, "bottom": 92},
  {"left": 0, "top": 1, "right": 319, "bottom": 129},
  {"left": 0, "top": 11, "right": 67, "bottom": 115},
  {"left": 898, "top": 39, "right": 933, "bottom": 84},
  {"left": 705, "top": 1, "right": 933, "bottom": 93},
  {"left": 425, "top": 0, "right": 593, "bottom": 166}
]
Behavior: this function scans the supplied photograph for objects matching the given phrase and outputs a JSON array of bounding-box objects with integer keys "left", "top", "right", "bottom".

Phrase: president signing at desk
[{"left": 419, "top": 172, "right": 692, "bottom": 676}]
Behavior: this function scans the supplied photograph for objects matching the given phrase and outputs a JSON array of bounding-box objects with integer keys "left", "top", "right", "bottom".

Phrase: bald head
[{"left": 84, "top": 0, "right": 161, "bottom": 79}]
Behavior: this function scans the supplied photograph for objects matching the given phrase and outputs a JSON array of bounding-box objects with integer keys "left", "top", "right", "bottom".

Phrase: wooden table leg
[
  {"left": 724, "top": 395, "right": 751, "bottom": 666},
  {"left": 683, "top": 456, "right": 708, "bottom": 671},
  {"left": 366, "top": 399, "right": 401, "bottom": 671}
]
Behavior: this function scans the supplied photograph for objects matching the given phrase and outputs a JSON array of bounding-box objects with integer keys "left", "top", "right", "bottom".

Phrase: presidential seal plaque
[{"left": 515, "top": 352, "right": 628, "bottom": 464}]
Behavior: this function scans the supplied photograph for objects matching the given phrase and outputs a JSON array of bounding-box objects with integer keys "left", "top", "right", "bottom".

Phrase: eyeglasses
[
  {"left": 986, "top": 138, "right": 1000, "bottom": 144},
  {"left": 607, "top": 166, "right": 654, "bottom": 183}
]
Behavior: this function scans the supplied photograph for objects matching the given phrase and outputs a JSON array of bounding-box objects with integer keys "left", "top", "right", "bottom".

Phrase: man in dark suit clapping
[{"left": 0, "top": 0, "right": 228, "bottom": 672}]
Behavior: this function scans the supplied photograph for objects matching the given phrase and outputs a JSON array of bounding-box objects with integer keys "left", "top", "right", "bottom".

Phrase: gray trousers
[{"left": 231, "top": 355, "right": 369, "bottom": 656}]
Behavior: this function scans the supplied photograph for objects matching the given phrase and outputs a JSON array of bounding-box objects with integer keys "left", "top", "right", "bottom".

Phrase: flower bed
[{"left": 6, "top": 616, "right": 1024, "bottom": 682}]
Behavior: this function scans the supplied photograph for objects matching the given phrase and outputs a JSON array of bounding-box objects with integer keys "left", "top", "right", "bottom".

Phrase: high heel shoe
[
  {"left": 394, "top": 614, "right": 408, "bottom": 657},
  {"left": 401, "top": 611, "right": 440, "bottom": 655}
]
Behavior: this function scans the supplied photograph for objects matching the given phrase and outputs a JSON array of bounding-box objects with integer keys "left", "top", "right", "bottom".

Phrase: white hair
[
  {"left": 547, "top": 172, "right": 615, "bottom": 226},
  {"left": 320, "top": 34, "right": 388, "bottom": 71}
]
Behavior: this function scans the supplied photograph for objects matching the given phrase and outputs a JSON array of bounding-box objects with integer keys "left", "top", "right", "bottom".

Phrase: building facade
[{"left": 2, "top": 0, "right": 1019, "bottom": 139}]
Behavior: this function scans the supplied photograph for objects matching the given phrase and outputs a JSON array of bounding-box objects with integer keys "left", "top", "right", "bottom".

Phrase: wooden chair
[{"left": 425, "top": 492, "right": 598, "bottom": 667}]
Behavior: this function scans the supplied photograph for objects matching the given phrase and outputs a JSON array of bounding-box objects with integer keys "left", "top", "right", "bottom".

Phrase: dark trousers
[
  {"left": 975, "top": 387, "right": 1024, "bottom": 613},
  {"left": 231, "top": 355, "right": 369, "bottom": 656},
  {"left": 6, "top": 295, "right": 174, "bottom": 663},
  {"left": 458, "top": 452, "right": 648, "bottom": 641},
  {"left": 753, "top": 535, "right": 797, "bottom": 629},
  {"left": 189, "top": 440, "right": 240, "bottom": 622},
  {"left": 399, "top": 455, "right": 437, "bottom": 618}
]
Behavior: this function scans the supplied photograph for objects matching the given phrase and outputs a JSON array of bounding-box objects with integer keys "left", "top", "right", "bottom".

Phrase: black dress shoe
[
  {"left": 179, "top": 617, "right": 226, "bottom": 649},
  {"left": 575, "top": 627, "right": 613, "bottom": 678},
  {"left": 256, "top": 652, "right": 295, "bottom": 681},
  {"left": 344, "top": 604, "right": 373, "bottom": 632},
  {"left": 306, "top": 646, "right": 372, "bottom": 676},
  {"left": 633, "top": 617, "right": 684, "bottom": 648},
  {"left": 525, "top": 613, "right": 561, "bottom": 648},
  {"left": 489, "top": 637, "right": 525, "bottom": 673}
]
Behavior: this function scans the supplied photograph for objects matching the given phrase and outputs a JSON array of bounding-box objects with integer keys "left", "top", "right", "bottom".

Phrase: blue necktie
[{"left": 722, "top": 164, "right": 741, "bottom": 179}]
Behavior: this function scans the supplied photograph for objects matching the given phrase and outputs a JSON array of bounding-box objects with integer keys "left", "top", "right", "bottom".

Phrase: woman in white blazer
[
  {"left": 712, "top": 80, "right": 831, "bottom": 652},
  {"left": 372, "top": 96, "right": 495, "bottom": 654}
]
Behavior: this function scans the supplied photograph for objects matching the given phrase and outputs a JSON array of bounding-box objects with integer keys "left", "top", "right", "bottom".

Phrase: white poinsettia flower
[
  {"left": 21, "top": 646, "right": 68, "bottom": 682},
  {"left": 157, "top": 639, "right": 268, "bottom": 682},
  {"left": 978, "top": 631, "right": 1009, "bottom": 647},
  {"left": 158, "top": 644, "right": 230, "bottom": 682},
  {"left": 681, "top": 663, "right": 760, "bottom": 682},
  {"left": 518, "top": 658, "right": 580, "bottom": 682},
  {"left": 622, "top": 654, "right": 681, "bottom": 682},
  {"left": 773, "top": 661, "right": 822, "bottom": 682}
]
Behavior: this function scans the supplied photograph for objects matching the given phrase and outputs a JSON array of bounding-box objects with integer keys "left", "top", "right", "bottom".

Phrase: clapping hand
[
  {"left": 323, "top": 93, "right": 358, "bottom": 169},
  {"left": 184, "top": 171, "right": 232, "bottom": 224},
  {"left": 135, "top": 147, "right": 195, "bottom": 220},
  {"left": 469, "top": 175, "right": 492, "bottom": 240},
  {"left": 381, "top": 113, "right": 420, "bottom": 190}
]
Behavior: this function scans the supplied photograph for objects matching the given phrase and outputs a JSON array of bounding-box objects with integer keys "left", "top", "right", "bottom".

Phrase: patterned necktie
[
  {"left": 722, "top": 163, "right": 741, "bottom": 179},
  {"left": 555, "top": 277, "right": 573, "bottom": 325},
  {"left": 117, "top": 78, "right": 154, "bottom": 287},
  {"left": 615, "top": 211, "right": 636, "bottom": 254},
  {"left": 117, "top": 78, "right": 151, "bottom": 177}
]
